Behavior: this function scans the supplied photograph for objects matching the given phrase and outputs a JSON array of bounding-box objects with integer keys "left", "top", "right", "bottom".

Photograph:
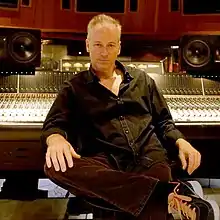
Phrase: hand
[
  {"left": 46, "top": 134, "right": 81, "bottom": 172},
  {"left": 175, "top": 138, "right": 201, "bottom": 175}
]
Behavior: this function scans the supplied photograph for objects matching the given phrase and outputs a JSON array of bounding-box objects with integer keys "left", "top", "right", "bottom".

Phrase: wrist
[
  {"left": 46, "top": 133, "right": 65, "bottom": 146},
  {"left": 175, "top": 138, "right": 185, "bottom": 148}
]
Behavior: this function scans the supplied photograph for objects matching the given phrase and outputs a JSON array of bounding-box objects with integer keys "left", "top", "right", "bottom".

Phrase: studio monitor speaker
[
  {"left": 0, "top": 27, "right": 41, "bottom": 73},
  {"left": 180, "top": 35, "right": 220, "bottom": 74}
]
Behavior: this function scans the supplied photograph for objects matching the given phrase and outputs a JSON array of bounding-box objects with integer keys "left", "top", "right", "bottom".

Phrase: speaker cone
[
  {"left": 8, "top": 32, "right": 39, "bottom": 63},
  {"left": 183, "top": 39, "right": 211, "bottom": 68}
]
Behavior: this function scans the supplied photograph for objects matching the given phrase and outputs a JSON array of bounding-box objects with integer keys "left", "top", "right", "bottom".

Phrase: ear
[
  {"left": 86, "top": 39, "right": 90, "bottom": 53},
  {"left": 117, "top": 41, "right": 121, "bottom": 55}
]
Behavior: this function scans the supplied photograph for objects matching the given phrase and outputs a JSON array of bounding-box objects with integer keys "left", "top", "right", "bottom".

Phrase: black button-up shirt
[{"left": 42, "top": 60, "right": 184, "bottom": 170}]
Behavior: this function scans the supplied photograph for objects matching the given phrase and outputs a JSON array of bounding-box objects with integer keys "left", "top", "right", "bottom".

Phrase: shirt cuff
[{"left": 164, "top": 129, "right": 185, "bottom": 146}]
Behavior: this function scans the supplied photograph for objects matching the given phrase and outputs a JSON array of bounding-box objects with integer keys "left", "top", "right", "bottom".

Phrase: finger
[
  {"left": 45, "top": 149, "right": 51, "bottom": 168},
  {"left": 57, "top": 150, "right": 67, "bottom": 172},
  {"left": 195, "top": 151, "right": 201, "bottom": 170},
  {"left": 63, "top": 147, "right": 73, "bottom": 168},
  {"left": 191, "top": 152, "right": 200, "bottom": 173},
  {"left": 179, "top": 151, "right": 187, "bottom": 170},
  {"left": 187, "top": 154, "right": 195, "bottom": 175},
  {"left": 198, "top": 152, "right": 201, "bottom": 166},
  {"left": 51, "top": 150, "right": 60, "bottom": 171},
  {"left": 69, "top": 146, "right": 81, "bottom": 159}
]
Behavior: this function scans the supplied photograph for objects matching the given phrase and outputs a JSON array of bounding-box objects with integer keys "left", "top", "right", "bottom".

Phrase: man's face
[{"left": 86, "top": 23, "right": 121, "bottom": 72}]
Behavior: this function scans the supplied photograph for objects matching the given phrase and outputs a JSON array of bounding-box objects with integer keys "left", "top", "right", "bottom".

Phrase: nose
[{"left": 100, "top": 47, "right": 108, "bottom": 56}]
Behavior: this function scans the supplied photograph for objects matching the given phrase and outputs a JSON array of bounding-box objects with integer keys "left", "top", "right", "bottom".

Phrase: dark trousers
[{"left": 44, "top": 153, "right": 173, "bottom": 220}]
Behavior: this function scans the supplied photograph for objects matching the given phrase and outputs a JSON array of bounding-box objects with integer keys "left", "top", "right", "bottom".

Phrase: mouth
[{"left": 98, "top": 60, "right": 109, "bottom": 62}]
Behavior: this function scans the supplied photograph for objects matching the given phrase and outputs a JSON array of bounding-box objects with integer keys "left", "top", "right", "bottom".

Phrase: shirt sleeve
[
  {"left": 148, "top": 76, "right": 185, "bottom": 147},
  {"left": 41, "top": 81, "right": 76, "bottom": 149}
]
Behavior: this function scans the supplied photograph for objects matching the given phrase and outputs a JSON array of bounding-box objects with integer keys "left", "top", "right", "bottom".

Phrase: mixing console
[
  {"left": 0, "top": 93, "right": 56, "bottom": 123},
  {"left": 0, "top": 72, "right": 219, "bottom": 125},
  {"left": 165, "top": 95, "right": 220, "bottom": 123},
  {"left": 0, "top": 68, "right": 220, "bottom": 178},
  {"left": 0, "top": 94, "right": 219, "bottom": 125}
]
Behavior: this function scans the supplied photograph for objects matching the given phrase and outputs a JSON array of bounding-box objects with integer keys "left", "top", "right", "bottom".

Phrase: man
[{"left": 42, "top": 14, "right": 219, "bottom": 219}]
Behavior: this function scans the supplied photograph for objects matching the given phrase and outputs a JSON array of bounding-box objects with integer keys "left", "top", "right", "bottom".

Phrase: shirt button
[
  {"left": 119, "top": 116, "right": 124, "bottom": 120},
  {"left": 129, "top": 141, "right": 133, "bottom": 146},
  {"left": 125, "top": 130, "right": 129, "bottom": 134}
]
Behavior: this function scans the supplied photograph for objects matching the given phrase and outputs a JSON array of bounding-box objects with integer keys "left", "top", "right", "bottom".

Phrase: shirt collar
[{"left": 86, "top": 60, "right": 133, "bottom": 84}]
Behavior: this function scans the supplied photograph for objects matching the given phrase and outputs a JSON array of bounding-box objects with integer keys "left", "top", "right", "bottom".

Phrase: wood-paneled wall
[{"left": 1, "top": 0, "right": 220, "bottom": 40}]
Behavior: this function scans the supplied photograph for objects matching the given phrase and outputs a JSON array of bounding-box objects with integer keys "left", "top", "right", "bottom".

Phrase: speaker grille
[
  {"left": 183, "top": 39, "right": 211, "bottom": 68},
  {"left": 180, "top": 35, "right": 220, "bottom": 74},
  {"left": 8, "top": 32, "right": 39, "bottom": 64},
  {"left": 0, "top": 27, "right": 41, "bottom": 74}
]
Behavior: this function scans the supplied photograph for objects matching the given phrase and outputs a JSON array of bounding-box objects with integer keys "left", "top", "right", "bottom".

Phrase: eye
[
  {"left": 108, "top": 44, "right": 115, "bottom": 48},
  {"left": 94, "top": 43, "right": 102, "bottom": 47}
]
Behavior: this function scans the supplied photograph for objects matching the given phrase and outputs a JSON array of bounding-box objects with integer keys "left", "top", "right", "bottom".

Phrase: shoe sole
[
  {"left": 187, "top": 180, "right": 204, "bottom": 198},
  {"left": 206, "top": 199, "right": 220, "bottom": 220}
]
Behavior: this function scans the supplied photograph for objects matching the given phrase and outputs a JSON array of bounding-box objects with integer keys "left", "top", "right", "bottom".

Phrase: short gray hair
[{"left": 87, "top": 14, "right": 121, "bottom": 40}]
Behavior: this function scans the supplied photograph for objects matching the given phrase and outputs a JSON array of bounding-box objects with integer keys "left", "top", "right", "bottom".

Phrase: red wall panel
[{"left": 1, "top": 0, "right": 220, "bottom": 40}]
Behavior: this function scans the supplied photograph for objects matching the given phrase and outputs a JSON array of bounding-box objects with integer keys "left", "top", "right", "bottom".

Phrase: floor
[{"left": 0, "top": 178, "right": 219, "bottom": 220}]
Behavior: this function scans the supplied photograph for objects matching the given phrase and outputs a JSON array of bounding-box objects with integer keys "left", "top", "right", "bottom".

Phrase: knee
[
  {"left": 44, "top": 163, "right": 58, "bottom": 180},
  {"left": 151, "top": 163, "right": 172, "bottom": 182},
  {"left": 44, "top": 163, "right": 50, "bottom": 177},
  {"left": 158, "top": 163, "right": 172, "bottom": 182}
]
